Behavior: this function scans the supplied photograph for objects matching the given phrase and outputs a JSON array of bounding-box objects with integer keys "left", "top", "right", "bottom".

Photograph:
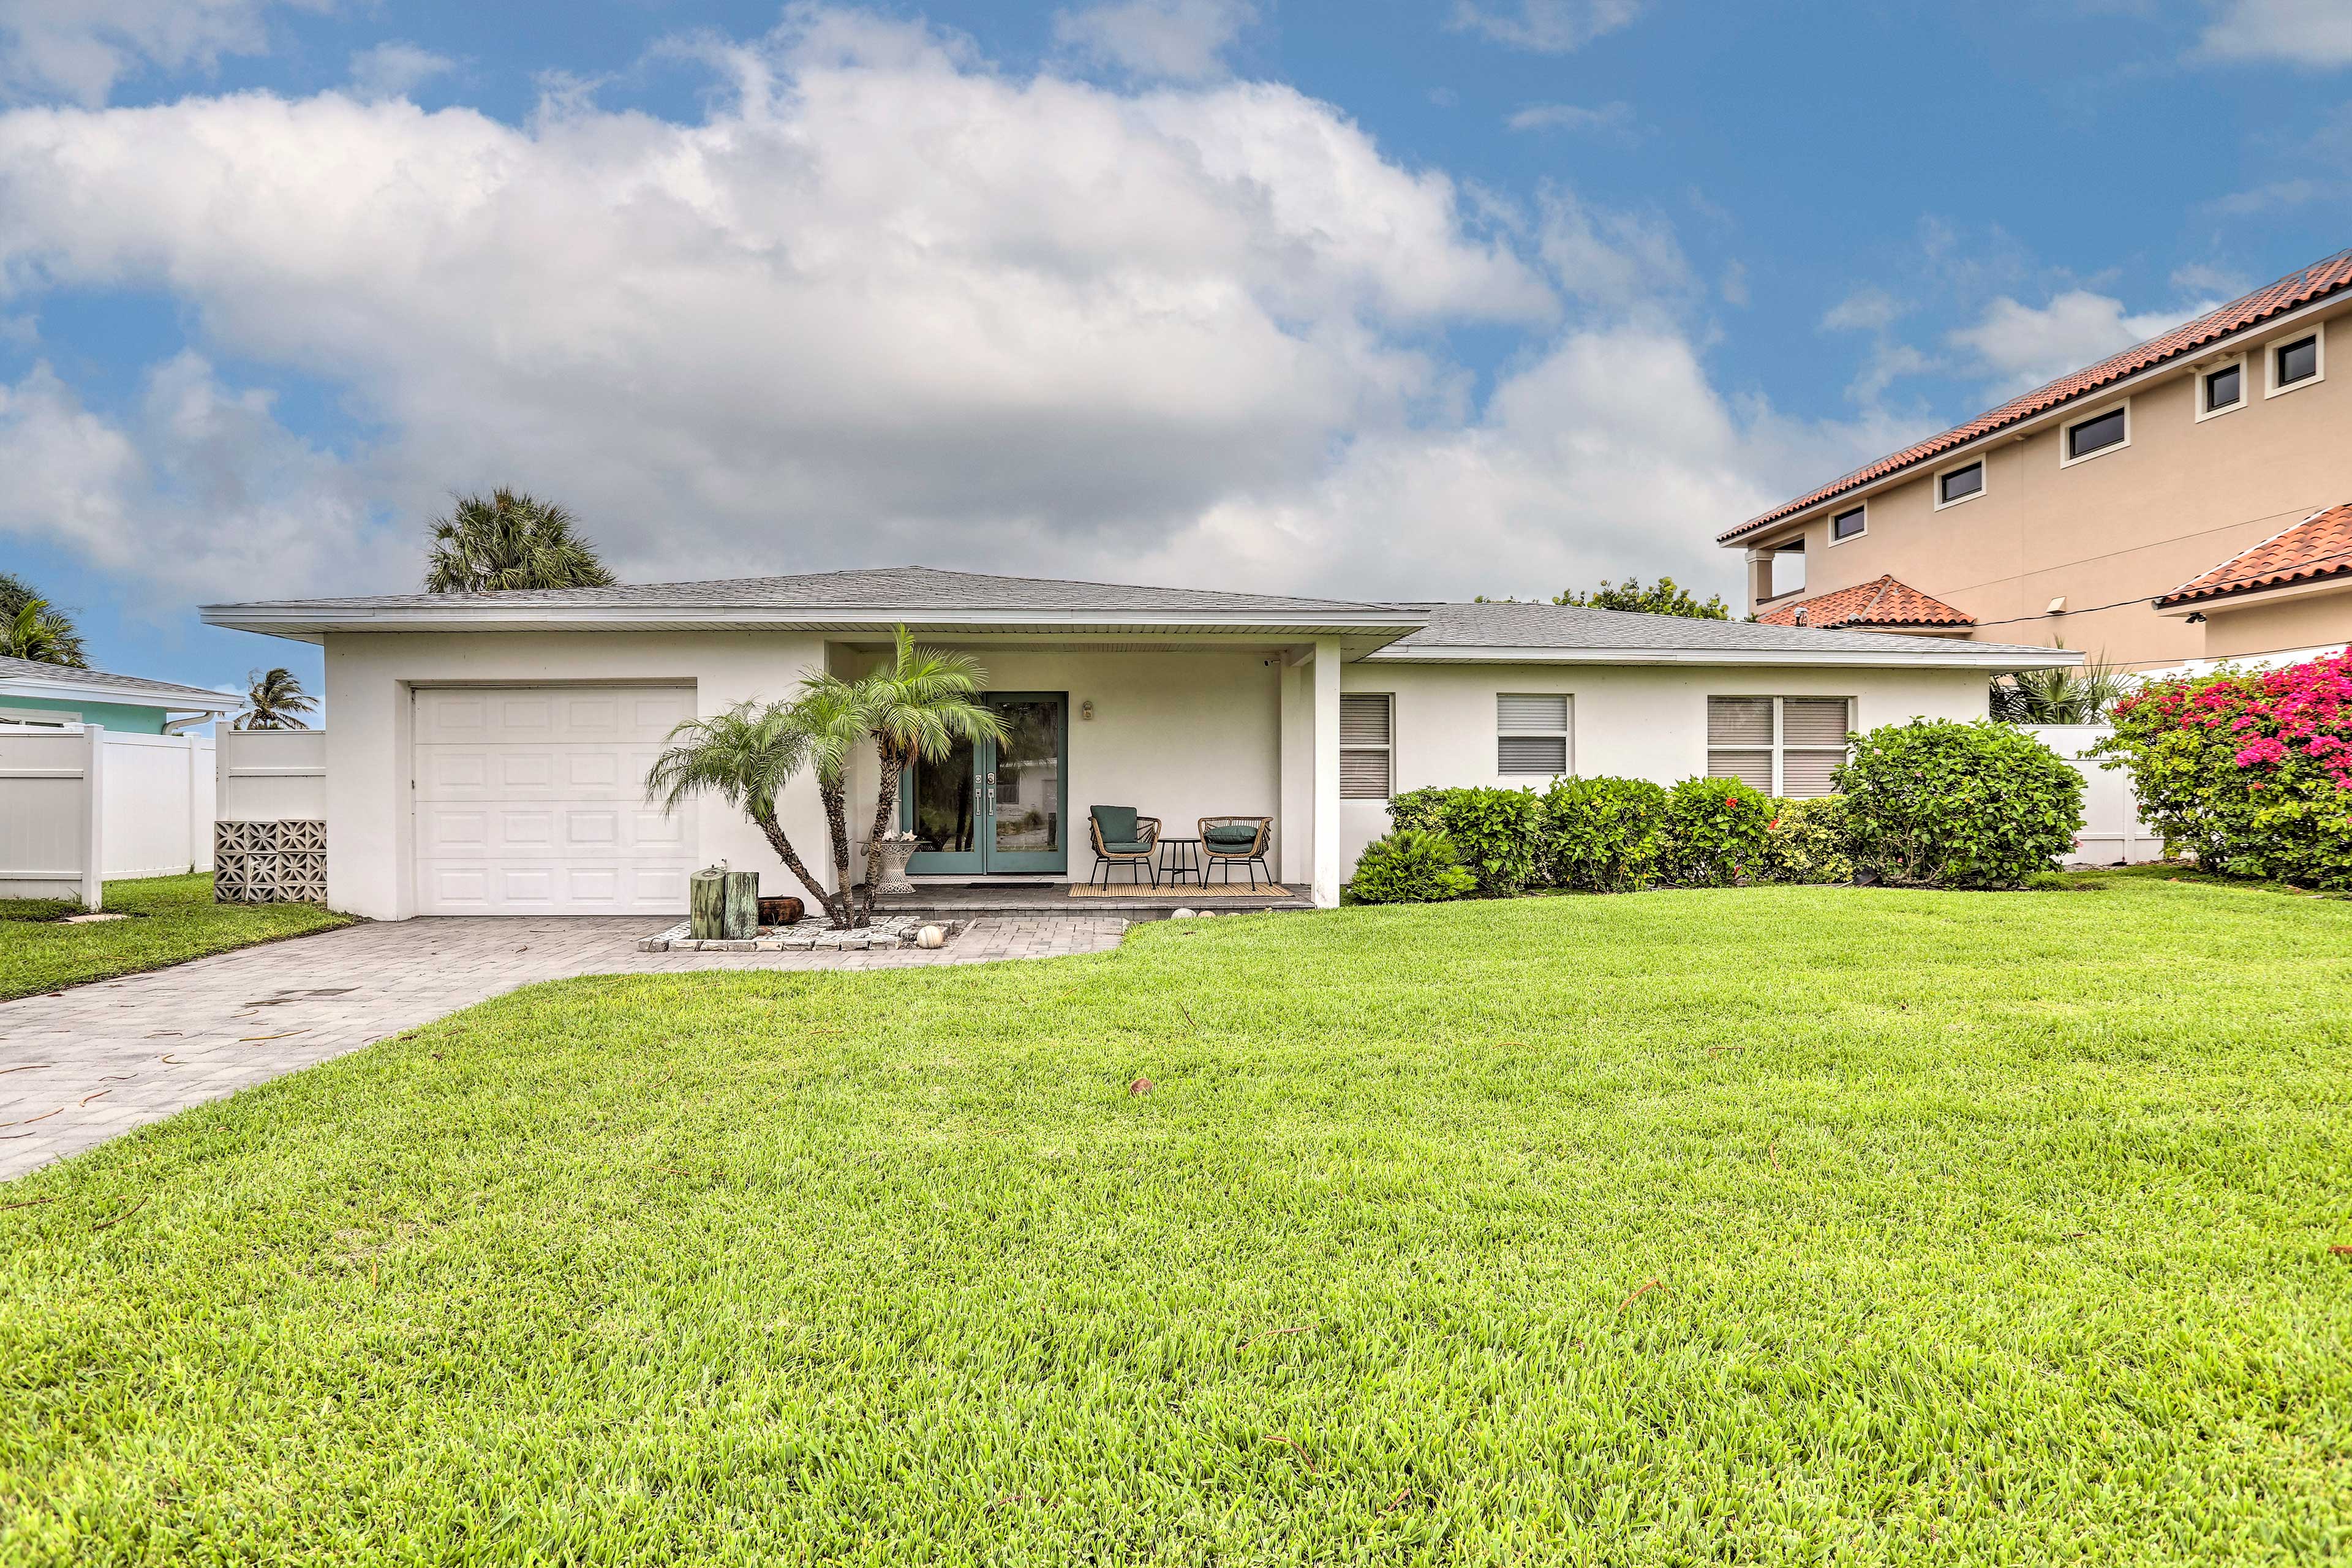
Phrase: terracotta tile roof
[
  {"left": 1721, "top": 247, "right": 2352, "bottom": 545},
  {"left": 1755, "top": 575, "right": 1975, "bottom": 630},
  {"left": 2157, "top": 503, "right": 2352, "bottom": 608}
]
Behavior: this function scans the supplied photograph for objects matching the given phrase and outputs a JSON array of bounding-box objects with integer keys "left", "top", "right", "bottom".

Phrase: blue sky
[{"left": 1, "top": 0, "right": 2347, "bottom": 709}]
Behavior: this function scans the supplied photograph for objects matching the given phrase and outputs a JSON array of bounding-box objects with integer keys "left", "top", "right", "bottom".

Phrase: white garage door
[{"left": 412, "top": 685, "right": 698, "bottom": 916}]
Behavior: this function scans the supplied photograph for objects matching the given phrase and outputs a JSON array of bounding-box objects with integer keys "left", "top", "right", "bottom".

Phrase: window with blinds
[
  {"left": 1340, "top": 693, "right": 1392, "bottom": 799},
  {"left": 1497, "top": 693, "right": 1570, "bottom": 775},
  {"left": 1706, "top": 695, "right": 1851, "bottom": 797}
]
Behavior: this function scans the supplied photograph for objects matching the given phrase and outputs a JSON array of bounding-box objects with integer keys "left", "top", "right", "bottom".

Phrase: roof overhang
[
  {"left": 198, "top": 601, "right": 1429, "bottom": 655},
  {"left": 2157, "top": 570, "right": 2352, "bottom": 617},
  {"left": 1362, "top": 643, "right": 2082, "bottom": 669},
  {"left": 0, "top": 673, "right": 236, "bottom": 711},
  {"left": 1719, "top": 287, "right": 2352, "bottom": 548}
]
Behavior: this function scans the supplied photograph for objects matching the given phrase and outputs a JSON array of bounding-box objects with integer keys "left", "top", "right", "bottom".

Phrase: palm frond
[
  {"left": 644, "top": 701, "right": 812, "bottom": 821},
  {"left": 424, "top": 488, "right": 618, "bottom": 593}
]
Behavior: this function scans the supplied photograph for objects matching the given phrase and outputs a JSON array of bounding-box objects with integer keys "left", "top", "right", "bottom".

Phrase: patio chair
[
  {"left": 1088, "top": 805, "right": 1161, "bottom": 889},
  {"left": 1198, "top": 816, "right": 1274, "bottom": 890}
]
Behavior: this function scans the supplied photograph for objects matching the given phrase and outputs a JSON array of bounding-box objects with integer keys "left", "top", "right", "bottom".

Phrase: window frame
[
  {"left": 1705, "top": 695, "right": 1854, "bottom": 797},
  {"left": 2194, "top": 353, "right": 2248, "bottom": 423},
  {"left": 2059, "top": 398, "right": 2132, "bottom": 467},
  {"left": 1932, "top": 457, "right": 1987, "bottom": 511},
  {"left": 1494, "top": 692, "right": 1572, "bottom": 778},
  {"left": 1339, "top": 691, "right": 1393, "bottom": 801},
  {"left": 2265, "top": 325, "right": 2326, "bottom": 399},
  {"left": 1827, "top": 503, "right": 1867, "bottom": 545}
]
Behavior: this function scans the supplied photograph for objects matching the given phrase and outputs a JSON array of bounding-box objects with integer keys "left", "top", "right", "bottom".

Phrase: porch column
[
  {"left": 1278, "top": 652, "right": 1309, "bottom": 886},
  {"left": 1310, "top": 638, "right": 1340, "bottom": 907}
]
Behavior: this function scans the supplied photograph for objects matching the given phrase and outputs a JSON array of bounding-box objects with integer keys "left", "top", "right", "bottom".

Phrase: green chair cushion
[
  {"left": 1205, "top": 825, "right": 1262, "bottom": 848},
  {"left": 1100, "top": 840, "right": 1153, "bottom": 855},
  {"left": 1090, "top": 805, "right": 1138, "bottom": 844}
]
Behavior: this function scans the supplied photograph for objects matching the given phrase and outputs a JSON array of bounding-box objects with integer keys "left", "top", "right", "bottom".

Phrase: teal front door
[{"left": 902, "top": 693, "right": 1069, "bottom": 875}]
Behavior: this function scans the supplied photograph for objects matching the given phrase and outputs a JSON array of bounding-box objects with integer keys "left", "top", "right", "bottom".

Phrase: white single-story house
[{"left": 199, "top": 567, "right": 2081, "bottom": 919}]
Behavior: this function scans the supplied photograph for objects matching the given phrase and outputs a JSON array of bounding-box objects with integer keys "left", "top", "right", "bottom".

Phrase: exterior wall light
[{"left": 1080, "top": 699, "right": 1095, "bottom": 721}]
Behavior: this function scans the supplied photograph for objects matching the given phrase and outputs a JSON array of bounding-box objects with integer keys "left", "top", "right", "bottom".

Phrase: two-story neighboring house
[{"left": 1720, "top": 249, "right": 2352, "bottom": 673}]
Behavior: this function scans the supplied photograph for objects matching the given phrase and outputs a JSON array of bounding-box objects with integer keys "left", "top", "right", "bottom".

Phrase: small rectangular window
[
  {"left": 2277, "top": 334, "right": 2320, "bottom": 387},
  {"left": 1830, "top": 506, "right": 1866, "bottom": 542},
  {"left": 2204, "top": 364, "right": 2242, "bottom": 411},
  {"left": 1938, "top": 461, "right": 1983, "bottom": 505},
  {"left": 2065, "top": 407, "right": 2127, "bottom": 460},
  {"left": 1497, "top": 693, "right": 1570, "bottom": 775},
  {"left": 1340, "top": 693, "right": 1392, "bottom": 799}
]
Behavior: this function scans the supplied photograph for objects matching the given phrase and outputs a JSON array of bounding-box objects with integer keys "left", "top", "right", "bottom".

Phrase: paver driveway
[{"left": 0, "top": 913, "right": 1128, "bottom": 1181}]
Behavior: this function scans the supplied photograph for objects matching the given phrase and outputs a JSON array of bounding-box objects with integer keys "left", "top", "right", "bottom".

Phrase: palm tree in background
[
  {"left": 238, "top": 668, "right": 317, "bottom": 730},
  {"left": 0, "top": 573, "right": 88, "bottom": 666},
  {"left": 423, "top": 489, "right": 617, "bottom": 593}
]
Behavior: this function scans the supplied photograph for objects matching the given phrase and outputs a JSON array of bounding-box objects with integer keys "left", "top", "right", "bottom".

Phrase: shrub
[
  {"left": 1385, "top": 786, "right": 1541, "bottom": 896},
  {"left": 1765, "top": 794, "right": 1852, "bottom": 884},
  {"left": 1538, "top": 776, "right": 1667, "bottom": 892},
  {"left": 1659, "top": 776, "right": 1773, "bottom": 887},
  {"left": 1837, "top": 718, "right": 2084, "bottom": 888},
  {"left": 1345, "top": 828, "right": 1476, "bottom": 904},
  {"left": 2096, "top": 651, "right": 2352, "bottom": 888}
]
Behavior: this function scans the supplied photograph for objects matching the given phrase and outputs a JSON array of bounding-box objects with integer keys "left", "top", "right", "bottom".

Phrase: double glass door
[{"left": 902, "top": 693, "right": 1068, "bottom": 875}]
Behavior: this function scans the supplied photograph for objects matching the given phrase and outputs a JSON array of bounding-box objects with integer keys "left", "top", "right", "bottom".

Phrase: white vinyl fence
[
  {"left": 0, "top": 726, "right": 217, "bottom": 907},
  {"left": 216, "top": 726, "right": 327, "bottom": 823},
  {"left": 2024, "top": 724, "right": 2167, "bottom": 867}
]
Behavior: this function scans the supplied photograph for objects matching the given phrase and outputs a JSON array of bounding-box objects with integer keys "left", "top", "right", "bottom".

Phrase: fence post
[{"left": 80, "top": 723, "right": 105, "bottom": 911}]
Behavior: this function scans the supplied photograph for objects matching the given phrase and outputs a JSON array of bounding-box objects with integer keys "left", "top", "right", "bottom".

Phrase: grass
[
  {"left": 0, "top": 873, "right": 350, "bottom": 1001},
  {"left": 4, "top": 873, "right": 2350, "bottom": 1562}
]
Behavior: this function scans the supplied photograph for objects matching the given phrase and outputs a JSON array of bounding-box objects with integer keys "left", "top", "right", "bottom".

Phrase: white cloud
[
  {"left": 0, "top": 0, "right": 328, "bottom": 107},
  {"left": 1451, "top": 0, "right": 1645, "bottom": 52},
  {"left": 1820, "top": 287, "right": 1903, "bottom": 334},
  {"left": 1504, "top": 100, "right": 1633, "bottom": 135},
  {"left": 347, "top": 41, "right": 454, "bottom": 102},
  {"left": 0, "top": 6, "right": 1868, "bottom": 608},
  {"left": 1052, "top": 0, "right": 1254, "bottom": 81},
  {"left": 2199, "top": 0, "right": 2352, "bottom": 66},
  {"left": 1947, "top": 290, "right": 2217, "bottom": 394}
]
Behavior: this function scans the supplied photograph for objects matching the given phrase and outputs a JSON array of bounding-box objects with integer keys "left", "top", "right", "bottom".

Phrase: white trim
[
  {"left": 1363, "top": 643, "right": 2081, "bottom": 669},
  {"left": 1827, "top": 503, "right": 1868, "bottom": 545},
  {"left": 2193, "top": 352, "right": 2249, "bottom": 423},
  {"left": 1932, "top": 456, "right": 1988, "bottom": 511},
  {"left": 199, "top": 603, "right": 1428, "bottom": 644},
  {"left": 2057, "top": 397, "right": 2132, "bottom": 468},
  {"left": 1724, "top": 288, "right": 2352, "bottom": 548},
  {"left": 2264, "top": 321, "right": 2326, "bottom": 399}
]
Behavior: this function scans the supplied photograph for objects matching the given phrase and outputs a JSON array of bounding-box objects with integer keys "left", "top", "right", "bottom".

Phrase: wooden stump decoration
[{"left": 758, "top": 895, "right": 805, "bottom": 927}]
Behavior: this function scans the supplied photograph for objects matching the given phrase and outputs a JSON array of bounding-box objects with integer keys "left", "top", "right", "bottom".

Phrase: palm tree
[
  {"left": 423, "top": 489, "right": 617, "bottom": 593},
  {"left": 0, "top": 575, "right": 87, "bottom": 666},
  {"left": 238, "top": 668, "right": 317, "bottom": 730},
  {"left": 645, "top": 699, "right": 858, "bottom": 930},
  {"left": 851, "top": 628, "right": 1004, "bottom": 918},
  {"left": 787, "top": 676, "right": 873, "bottom": 925}
]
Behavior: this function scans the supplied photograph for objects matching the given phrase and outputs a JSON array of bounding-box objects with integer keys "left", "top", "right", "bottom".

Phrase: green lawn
[
  {"left": 4, "top": 876, "right": 2350, "bottom": 1563},
  {"left": 0, "top": 873, "right": 350, "bottom": 1001}
]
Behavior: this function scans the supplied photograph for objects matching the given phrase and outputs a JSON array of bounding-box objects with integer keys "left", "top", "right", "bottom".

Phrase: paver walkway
[{"left": 0, "top": 913, "right": 1128, "bottom": 1181}]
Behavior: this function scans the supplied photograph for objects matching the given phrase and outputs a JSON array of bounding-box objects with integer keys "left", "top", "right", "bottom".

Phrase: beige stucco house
[
  {"left": 200, "top": 567, "right": 2075, "bottom": 919},
  {"left": 1721, "top": 248, "right": 2352, "bottom": 673}
]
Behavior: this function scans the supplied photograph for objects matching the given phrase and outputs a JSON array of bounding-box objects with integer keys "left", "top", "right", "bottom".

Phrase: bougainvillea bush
[
  {"left": 2097, "top": 650, "right": 2352, "bottom": 888},
  {"left": 1836, "top": 719, "right": 2083, "bottom": 888}
]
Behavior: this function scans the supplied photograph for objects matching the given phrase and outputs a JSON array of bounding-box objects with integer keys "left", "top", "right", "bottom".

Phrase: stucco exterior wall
[
  {"left": 1743, "top": 300, "right": 2352, "bottom": 670},
  {"left": 320, "top": 630, "right": 833, "bottom": 921},
  {"left": 2195, "top": 581, "right": 2352, "bottom": 662},
  {"left": 1337, "top": 660, "right": 1994, "bottom": 870}
]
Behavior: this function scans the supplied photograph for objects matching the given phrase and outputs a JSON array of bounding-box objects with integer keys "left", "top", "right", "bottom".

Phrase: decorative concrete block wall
[{"left": 214, "top": 820, "right": 328, "bottom": 905}]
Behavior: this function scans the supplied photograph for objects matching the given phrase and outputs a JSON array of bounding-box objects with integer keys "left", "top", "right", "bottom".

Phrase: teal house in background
[{"left": 0, "top": 656, "right": 239, "bottom": 734}]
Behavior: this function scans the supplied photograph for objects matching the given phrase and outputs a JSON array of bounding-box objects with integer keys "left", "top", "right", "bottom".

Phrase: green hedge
[
  {"left": 1537, "top": 776, "right": 1667, "bottom": 892},
  {"left": 1836, "top": 719, "right": 2084, "bottom": 889}
]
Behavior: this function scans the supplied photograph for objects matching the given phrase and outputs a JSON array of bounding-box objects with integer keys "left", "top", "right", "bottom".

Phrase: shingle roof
[
  {"left": 0, "top": 655, "right": 237, "bottom": 707},
  {"left": 1720, "top": 247, "right": 2352, "bottom": 545},
  {"left": 2157, "top": 503, "right": 2352, "bottom": 608},
  {"left": 1373, "top": 600, "right": 2049, "bottom": 657},
  {"left": 1754, "top": 575, "right": 1975, "bottom": 630},
  {"left": 213, "top": 565, "right": 1398, "bottom": 617}
]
